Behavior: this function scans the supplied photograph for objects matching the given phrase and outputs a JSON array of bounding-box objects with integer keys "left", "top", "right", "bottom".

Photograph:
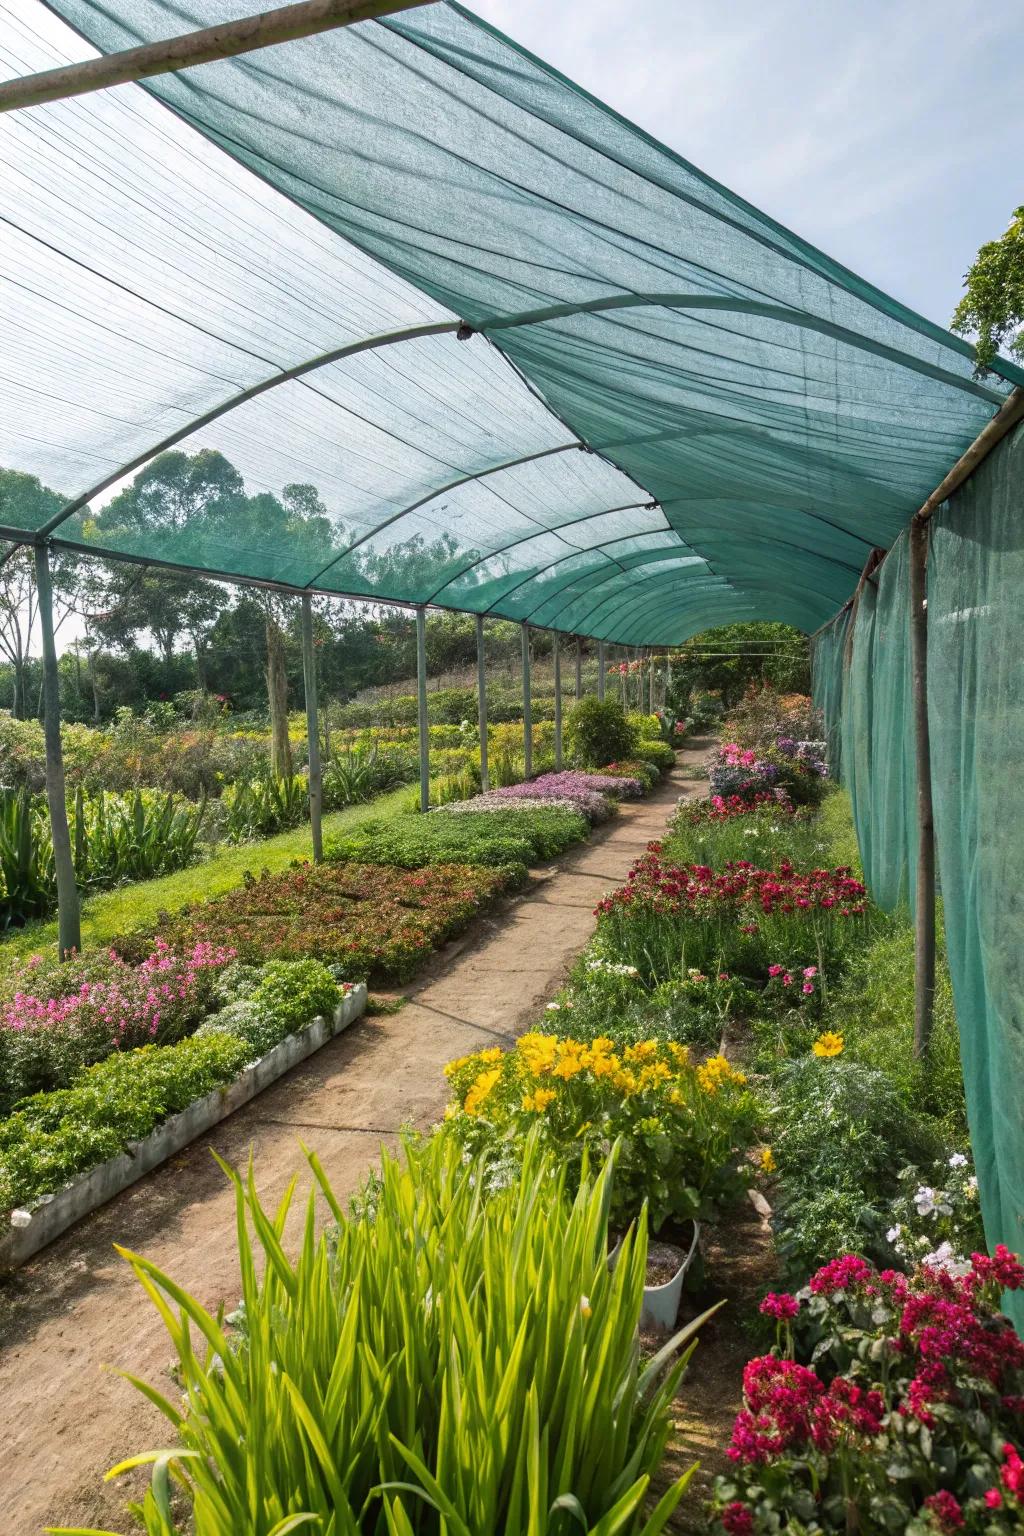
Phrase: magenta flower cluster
[{"left": 2, "top": 938, "right": 235, "bottom": 1052}]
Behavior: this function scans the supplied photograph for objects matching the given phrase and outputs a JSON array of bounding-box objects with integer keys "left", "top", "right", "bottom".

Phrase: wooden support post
[
  {"left": 34, "top": 543, "right": 80, "bottom": 959},
  {"left": 597, "top": 641, "right": 606, "bottom": 701},
  {"left": 574, "top": 636, "right": 583, "bottom": 701},
  {"left": 476, "top": 613, "right": 488, "bottom": 793},
  {"left": 301, "top": 594, "right": 323, "bottom": 862},
  {"left": 650, "top": 650, "right": 656, "bottom": 713},
  {"left": 553, "top": 633, "right": 563, "bottom": 770},
  {"left": 0, "top": 0, "right": 432, "bottom": 114},
  {"left": 910, "top": 516, "right": 936, "bottom": 1057},
  {"left": 416, "top": 606, "right": 429, "bottom": 813},
  {"left": 522, "top": 622, "right": 533, "bottom": 779}
]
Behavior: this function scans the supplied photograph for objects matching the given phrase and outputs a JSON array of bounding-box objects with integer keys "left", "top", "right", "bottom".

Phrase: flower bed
[
  {"left": 325, "top": 804, "right": 590, "bottom": 870},
  {"left": 443, "top": 1032, "right": 755, "bottom": 1233},
  {"left": 709, "top": 741, "right": 827, "bottom": 807},
  {"left": 711, "top": 1251, "right": 1024, "bottom": 1534},
  {"left": 125, "top": 861, "right": 517, "bottom": 981},
  {"left": 439, "top": 785, "right": 615, "bottom": 821},
  {"left": 594, "top": 846, "right": 871, "bottom": 982}
]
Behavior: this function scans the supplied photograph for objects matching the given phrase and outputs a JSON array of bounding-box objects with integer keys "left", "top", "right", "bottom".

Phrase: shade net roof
[{"left": 2, "top": 1, "right": 1021, "bottom": 642}]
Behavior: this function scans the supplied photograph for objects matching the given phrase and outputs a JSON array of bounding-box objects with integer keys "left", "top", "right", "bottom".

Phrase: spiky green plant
[{"left": 52, "top": 1135, "right": 712, "bottom": 1536}]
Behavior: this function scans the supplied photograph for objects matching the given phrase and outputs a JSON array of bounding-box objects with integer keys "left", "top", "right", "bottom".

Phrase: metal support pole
[
  {"left": 575, "top": 636, "right": 583, "bottom": 701},
  {"left": 0, "top": 0, "right": 432, "bottom": 114},
  {"left": 522, "top": 622, "right": 533, "bottom": 779},
  {"left": 649, "top": 649, "right": 656, "bottom": 713},
  {"left": 910, "top": 517, "right": 936, "bottom": 1058},
  {"left": 553, "top": 633, "right": 563, "bottom": 770},
  {"left": 301, "top": 594, "right": 323, "bottom": 862},
  {"left": 416, "top": 606, "right": 429, "bottom": 812},
  {"left": 597, "top": 641, "right": 606, "bottom": 701},
  {"left": 476, "top": 613, "right": 488, "bottom": 793},
  {"left": 34, "top": 543, "right": 81, "bottom": 959}
]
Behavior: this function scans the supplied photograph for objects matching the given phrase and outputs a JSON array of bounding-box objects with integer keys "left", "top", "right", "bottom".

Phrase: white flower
[
  {"left": 948, "top": 1152, "right": 968, "bottom": 1168},
  {"left": 914, "top": 1185, "right": 937, "bottom": 1216},
  {"left": 923, "top": 1241, "right": 972, "bottom": 1279},
  {"left": 967, "top": 1176, "right": 978, "bottom": 1197},
  {"left": 545, "top": 1002, "right": 561, "bottom": 1011},
  {"left": 886, "top": 1225, "right": 902, "bottom": 1243}
]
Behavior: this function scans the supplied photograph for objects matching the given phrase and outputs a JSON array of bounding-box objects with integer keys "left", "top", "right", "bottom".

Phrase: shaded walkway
[{"left": 0, "top": 751, "right": 704, "bottom": 1534}]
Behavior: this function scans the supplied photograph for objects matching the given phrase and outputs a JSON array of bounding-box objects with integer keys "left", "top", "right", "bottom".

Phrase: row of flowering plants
[
  {"left": 709, "top": 741, "right": 828, "bottom": 808},
  {"left": 593, "top": 846, "right": 872, "bottom": 982},
  {"left": 120, "top": 860, "right": 516, "bottom": 982},
  {"left": 710, "top": 1249, "right": 1024, "bottom": 1534},
  {"left": 442, "top": 1032, "right": 757, "bottom": 1234}
]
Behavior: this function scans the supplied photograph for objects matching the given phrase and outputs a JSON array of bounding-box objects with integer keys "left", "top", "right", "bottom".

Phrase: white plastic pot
[{"left": 608, "top": 1219, "right": 701, "bottom": 1330}]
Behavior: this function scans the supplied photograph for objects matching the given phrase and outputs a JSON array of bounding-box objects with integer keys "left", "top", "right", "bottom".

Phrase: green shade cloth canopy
[{"left": 1, "top": 0, "right": 1020, "bottom": 640}]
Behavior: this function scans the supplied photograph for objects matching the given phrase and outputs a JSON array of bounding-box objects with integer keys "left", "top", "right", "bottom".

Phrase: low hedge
[
  {"left": 639, "top": 740, "right": 676, "bottom": 770},
  {"left": 325, "top": 805, "right": 589, "bottom": 870}
]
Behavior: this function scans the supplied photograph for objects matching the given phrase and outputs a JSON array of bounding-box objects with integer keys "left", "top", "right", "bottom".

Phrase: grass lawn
[{"left": 0, "top": 787, "right": 413, "bottom": 969}]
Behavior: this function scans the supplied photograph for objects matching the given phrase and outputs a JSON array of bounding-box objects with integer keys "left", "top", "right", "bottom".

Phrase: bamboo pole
[
  {"left": 522, "top": 623, "right": 533, "bottom": 779},
  {"left": 476, "top": 614, "right": 488, "bottom": 793},
  {"left": 300, "top": 594, "right": 322, "bottom": 862},
  {"left": 910, "top": 516, "right": 936, "bottom": 1057},
  {"left": 34, "top": 544, "right": 81, "bottom": 959},
  {"left": 915, "top": 386, "right": 1024, "bottom": 524},
  {"left": 597, "top": 641, "right": 606, "bottom": 701},
  {"left": 0, "top": 0, "right": 432, "bottom": 114},
  {"left": 553, "top": 633, "right": 563, "bottom": 770},
  {"left": 416, "top": 606, "right": 429, "bottom": 813},
  {"left": 574, "top": 636, "right": 582, "bottom": 701}
]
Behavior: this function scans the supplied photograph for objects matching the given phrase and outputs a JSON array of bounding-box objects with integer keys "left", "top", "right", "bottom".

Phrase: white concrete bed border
[{"left": 0, "top": 981, "right": 368, "bottom": 1270}]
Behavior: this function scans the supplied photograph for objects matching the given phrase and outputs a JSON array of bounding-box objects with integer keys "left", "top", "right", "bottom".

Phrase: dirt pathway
[{"left": 1, "top": 753, "right": 705, "bottom": 1534}]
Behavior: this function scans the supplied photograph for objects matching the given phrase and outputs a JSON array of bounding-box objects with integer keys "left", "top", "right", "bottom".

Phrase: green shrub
[
  {"left": 83, "top": 1135, "right": 704, "bottom": 1535},
  {"left": 626, "top": 711, "right": 664, "bottom": 742},
  {"left": 637, "top": 739, "right": 675, "bottom": 770},
  {"left": 565, "top": 696, "right": 638, "bottom": 767},
  {"left": 0, "top": 1033, "right": 250, "bottom": 1215},
  {"left": 326, "top": 805, "right": 588, "bottom": 870},
  {"left": 250, "top": 958, "right": 340, "bottom": 1035}
]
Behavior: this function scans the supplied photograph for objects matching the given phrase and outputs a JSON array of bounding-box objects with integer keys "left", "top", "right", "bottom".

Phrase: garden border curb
[{"left": 0, "top": 981, "right": 368, "bottom": 1271}]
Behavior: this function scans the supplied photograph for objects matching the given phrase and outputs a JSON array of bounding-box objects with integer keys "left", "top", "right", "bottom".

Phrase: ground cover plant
[
  {"left": 443, "top": 1033, "right": 756, "bottom": 1235},
  {"left": 0, "top": 955, "right": 348, "bottom": 1214},
  {"left": 326, "top": 803, "right": 590, "bottom": 870},
  {"left": 662, "top": 796, "right": 827, "bottom": 873},
  {"left": 128, "top": 860, "right": 517, "bottom": 981},
  {"left": 68, "top": 1136, "right": 708, "bottom": 1536}
]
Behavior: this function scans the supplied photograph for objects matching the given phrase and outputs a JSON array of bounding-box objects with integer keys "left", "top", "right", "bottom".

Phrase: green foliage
[
  {"left": 326, "top": 805, "right": 589, "bottom": 870},
  {"left": 222, "top": 773, "right": 308, "bottom": 842},
  {"left": 662, "top": 799, "right": 826, "bottom": 872},
  {"left": 321, "top": 745, "right": 416, "bottom": 809},
  {"left": 203, "top": 957, "right": 342, "bottom": 1055},
  {"left": 0, "top": 1033, "right": 249, "bottom": 1215},
  {"left": 0, "top": 785, "right": 207, "bottom": 929},
  {"left": 951, "top": 204, "right": 1024, "bottom": 371},
  {"left": 636, "top": 739, "right": 675, "bottom": 770},
  {"left": 565, "top": 696, "right": 638, "bottom": 767},
  {"left": 75, "top": 1136, "right": 702, "bottom": 1535},
  {"left": 670, "top": 624, "right": 810, "bottom": 709}
]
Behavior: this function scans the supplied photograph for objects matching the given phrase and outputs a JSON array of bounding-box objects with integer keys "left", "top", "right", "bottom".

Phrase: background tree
[{"left": 952, "top": 205, "right": 1024, "bottom": 373}]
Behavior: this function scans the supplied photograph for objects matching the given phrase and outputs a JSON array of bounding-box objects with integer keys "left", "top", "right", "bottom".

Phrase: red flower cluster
[
  {"left": 686, "top": 792, "right": 794, "bottom": 822},
  {"left": 728, "top": 1356, "right": 884, "bottom": 1465},
  {"left": 923, "top": 1490, "right": 964, "bottom": 1531},
  {"left": 595, "top": 848, "right": 867, "bottom": 921},
  {"left": 759, "top": 1291, "right": 800, "bottom": 1320}
]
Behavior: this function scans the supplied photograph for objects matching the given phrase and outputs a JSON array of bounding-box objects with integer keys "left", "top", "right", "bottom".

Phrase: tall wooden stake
[
  {"left": 553, "top": 633, "right": 563, "bottom": 769},
  {"left": 301, "top": 594, "right": 323, "bottom": 862},
  {"left": 522, "top": 622, "right": 533, "bottom": 778},
  {"left": 597, "top": 640, "right": 606, "bottom": 701},
  {"left": 476, "top": 614, "right": 488, "bottom": 792},
  {"left": 416, "top": 606, "right": 429, "bottom": 812},
  {"left": 910, "top": 516, "right": 936, "bottom": 1057},
  {"left": 35, "top": 543, "right": 80, "bottom": 959}
]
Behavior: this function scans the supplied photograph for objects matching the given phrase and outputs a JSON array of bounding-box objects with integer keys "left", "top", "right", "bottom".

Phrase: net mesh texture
[
  {"left": 814, "top": 422, "right": 1024, "bottom": 1325},
  {"left": 1, "top": 0, "right": 1021, "bottom": 642}
]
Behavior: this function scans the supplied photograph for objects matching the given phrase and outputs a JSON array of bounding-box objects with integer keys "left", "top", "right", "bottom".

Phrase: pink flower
[
  {"left": 923, "top": 1490, "right": 963, "bottom": 1531},
  {"left": 985, "top": 1488, "right": 1003, "bottom": 1509},
  {"left": 767, "top": 964, "right": 784, "bottom": 978},
  {"left": 802, "top": 982, "right": 814, "bottom": 994},
  {"left": 721, "top": 1503, "right": 754, "bottom": 1535},
  {"left": 803, "top": 966, "right": 818, "bottom": 978},
  {"left": 759, "top": 1291, "right": 799, "bottom": 1321}
]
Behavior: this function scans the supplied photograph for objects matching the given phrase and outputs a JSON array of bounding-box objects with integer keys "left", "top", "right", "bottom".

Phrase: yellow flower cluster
[
  {"left": 812, "top": 1031, "right": 844, "bottom": 1059},
  {"left": 464, "top": 1067, "right": 501, "bottom": 1116},
  {"left": 695, "top": 1053, "right": 748, "bottom": 1094}
]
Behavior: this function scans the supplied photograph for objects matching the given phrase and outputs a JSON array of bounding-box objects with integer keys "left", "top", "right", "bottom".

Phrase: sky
[{"left": 470, "top": 0, "right": 1022, "bottom": 331}]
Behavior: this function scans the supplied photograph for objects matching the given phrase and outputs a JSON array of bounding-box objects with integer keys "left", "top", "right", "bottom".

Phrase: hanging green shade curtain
[
  {"left": 927, "top": 422, "right": 1024, "bottom": 1327},
  {"left": 2, "top": 0, "right": 1020, "bottom": 642}
]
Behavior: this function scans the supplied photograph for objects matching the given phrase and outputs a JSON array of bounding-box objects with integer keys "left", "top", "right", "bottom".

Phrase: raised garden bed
[{"left": 0, "top": 982, "right": 367, "bottom": 1270}]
